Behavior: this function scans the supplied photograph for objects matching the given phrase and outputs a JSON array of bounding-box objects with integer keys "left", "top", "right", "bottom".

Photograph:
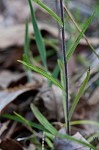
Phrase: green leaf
[
  {"left": 24, "top": 18, "right": 30, "bottom": 58},
  {"left": 58, "top": 59, "right": 67, "bottom": 126},
  {"left": 71, "top": 120, "right": 99, "bottom": 127},
  {"left": 87, "top": 133, "right": 99, "bottom": 143},
  {"left": 18, "top": 60, "right": 65, "bottom": 91},
  {"left": 30, "top": 103, "right": 58, "bottom": 135},
  {"left": 66, "top": 12, "right": 95, "bottom": 62},
  {"left": 3, "top": 113, "right": 46, "bottom": 131},
  {"left": 58, "top": 133, "right": 96, "bottom": 150},
  {"left": 69, "top": 68, "right": 90, "bottom": 120},
  {"left": 33, "top": 0, "right": 62, "bottom": 27},
  {"left": 30, "top": 104, "right": 96, "bottom": 150},
  {"left": 49, "top": 64, "right": 59, "bottom": 87},
  {"left": 28, "top": 0, "right": 47, "bottom": 70}
]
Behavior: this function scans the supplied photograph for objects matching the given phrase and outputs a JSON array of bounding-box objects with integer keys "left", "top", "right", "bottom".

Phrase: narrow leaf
[
  {"left": 64, "top": 4, "right": 99, "bottom": 58},
  {"left": 58, "top": 59, "right": 67, "bottom": 126},
  {"left": 3, "top": 113, "right": 45, "bottom": 131},
  {"left": 58, "top": 133, "right": 96, "bottom": 150},
  {"left": 49, "top": 64, "right": 59, "bottom": 87},
  {"left": 30, "top": 103, "right": 58, "bottom": 135},
  {"left": 66, "top": 12, "right": 95, "bottom": 62},
  {"left": 24, "top": 18, "right": 29, "bottom": 58},
  {"left": 30, "top": 104, "right": 95, "bottom": 149},
  {"left": 18, "top": 60, "right": 65, "bottom": 91},
  {"left": 69, "top": 68, "right": 90, "bottom": 120},
  {"left": 28, "top": 0, "right": 47, "bottom": 70},
  {"left": 71, "top": 120, "right": 99, "bottom": 127},
  {"left": 33, "top": 0, "right": 63, "bottom": 26}
]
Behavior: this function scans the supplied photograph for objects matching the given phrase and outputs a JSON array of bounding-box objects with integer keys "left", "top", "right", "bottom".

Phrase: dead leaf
[
  {"left": 33, "top": 84, "right": 64, "bottom": 121},
  {"left": 0, "top": 84, "right": 39, "bottom": 113},
  {"left": 0, "top": 138, "right": 23, "bottom": 150},
  {"left": 0, "top": 122, "right": 9, "bottom": 138},
  {"left": 0, "top": 70, "right": 26, "bottom": 89},
  {"left": 88, "top": 87, "right": 99, "bottom": 105},
  {"left": 54, "top": 128, "right": 90, "bottom": 150},
  {"left": 1, "top": 21, "right": 98, "bottom": 49},
  {"left": 24, "top": 144, "right": 36, "bottom": 150}
]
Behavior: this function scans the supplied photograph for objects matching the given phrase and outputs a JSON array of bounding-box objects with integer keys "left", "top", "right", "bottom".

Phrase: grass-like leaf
[
  {"left": 66, "top": 12, "right": 95, "bottom": 62},
  {"left": 64, "top": 4, "right": 99, "bottom": 58},
  {"left": 30, "top": 103, "right": 96, "bottom": 150},
  {"left": 3, "top": 113, "right": 46, "bottom": 131},
  {"left": 71, "top": 120, "right": 99, "bottom": 127},
  {"left": 18, "top": 60, "right": 65, "bottom": 91},
  {"left": 33, "top": 0, "right": 62, "bottom": 27},
  {"left": 24, "top": 18, "right": 30, "bottom": 58},
  {"left": 69, "top": 68, "right": 90, "bottom": 120},
  {"left": 88, "top": 133, "right": 99, "bottom": 143},
  {"left": 58, "top": 59, "right": 67, "bottom": 126},
  {"left": 30, "top": 103, "right": 58, "bottom": 135},
  {"left": 49, "top": 64, "right": 59, "bottom": 87},
  {"left": 58, "top": 133, "right": 96, "bottom": 150},
  {"left": 28, "top": 0, "right": 47, "bottom": 70}
]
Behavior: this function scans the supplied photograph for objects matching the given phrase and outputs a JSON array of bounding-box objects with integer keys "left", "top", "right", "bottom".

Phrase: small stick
[{"left": 60, "top": 0, "right": 69, "bottom": 134}]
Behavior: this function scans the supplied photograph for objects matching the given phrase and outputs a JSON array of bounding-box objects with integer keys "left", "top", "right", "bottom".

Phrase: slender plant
[
  {"left": 60, "top": 0, "right": 69, "bottom": 134},
  {"left": 3, "top": 0, "right": 98, "bottom": 149}
]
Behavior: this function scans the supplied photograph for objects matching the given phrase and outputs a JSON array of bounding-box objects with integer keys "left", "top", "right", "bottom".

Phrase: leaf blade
[
  {"left": 28, "top": 0, "right": 47, "bottom": 70},
  {"left": 33, "top": 0, "right": 62, "bottom": 26},
  {"left": 30, "top": 103, "right": 58, "bottom": 135},
  {"left": 69, "top": 68, "right": 90, "bottom": 120},
  {"left": 18, "top": 60, "right": 65, "bottom": 91},
  {"left": 66, "top": 12, "right": 95, "bottom": 62}
]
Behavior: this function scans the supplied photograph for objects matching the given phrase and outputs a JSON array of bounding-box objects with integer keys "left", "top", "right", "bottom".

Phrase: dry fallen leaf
[
  {"left": 0, "top": 70, "right": 26, "bottom": 89},
  {"left": 0, "top": 138, "right": 23, "bottom": 150},
  {"left": 24, "top": 144, "right": 36, "bottom": 150},
  {"left": 54, "top": 128, "right": 90, "bottom": 150},
  {"left": 0, "top": 84, "right": 38, "bottom": 113},
  {"left": 88, "top": 87, "right": 99, "bottom": 105},
  {"left": 0, "top": 121, "right": 9, "bottom": 138},
  {"left": 0, "top": 21, "right": 98, "bottom": 49},
  {"left": 33, "top": 84, "right": 64, "bottom": 121}
]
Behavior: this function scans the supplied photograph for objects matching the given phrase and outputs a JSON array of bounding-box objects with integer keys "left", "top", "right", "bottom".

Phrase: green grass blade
[
  {"left": 66, "top": 12, "right": 95, "bottom": 62},
  {"left": 71, "top": 120, "right": 99, "bottom": 127},
  {"left": 3, "top": 113, "right": 46, "bottom": 131},
  {"left": 33, "top": 0, "right": 62, "bottom": 27},
  {"left": 87, "top": 133, "right": 99, "bottom": 143},
  {"left": 58, "top": 59, "right": 67, "bottom": 126},
  {"left": 28, "top": 0, "right": 47, "bottom": 70},
  {"left": 49, "top": 64, "right": 59, "bottom": 87},
  {"left": 24, "top": 18, "right": 29, "bottom": 58},
  {"left": 69, "top": 68, "right": 90, "bottom": 120},
  {"left": 30, "top": 104, "right": 96, "bottom": 149},
  {"left": 58, "top": 133, "right": 96, "bottom": 150},
  {"left": 30, "top": 103, "right": 58, "bottom": 135},
  {"left": 18, "top": 60, "right": 65, "bottom": 91}
]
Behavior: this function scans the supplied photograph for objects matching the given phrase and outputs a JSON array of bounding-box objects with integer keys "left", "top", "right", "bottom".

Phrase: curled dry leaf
[
  {"left": 0, "top": 84, "right": 39, "bottom": 114},
  {"left": 0, "top": 70, "right": 26, "bottom": 89},
  {"left": 33, "top": 84, "right": 64, "bottom": 121}
]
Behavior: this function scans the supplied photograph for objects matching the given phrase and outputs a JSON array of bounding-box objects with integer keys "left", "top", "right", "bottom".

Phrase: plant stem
[
  {"left": 60, "top": 0, "right": 69, "bottom": 134},
  {"left": 55, "top": 0, "right": 61, "bottom": 57}
]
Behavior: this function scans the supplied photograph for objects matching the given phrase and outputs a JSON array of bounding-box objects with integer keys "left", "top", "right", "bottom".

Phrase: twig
[{"left": 60, "top": 0, "right": 69, "bottom": 134}]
